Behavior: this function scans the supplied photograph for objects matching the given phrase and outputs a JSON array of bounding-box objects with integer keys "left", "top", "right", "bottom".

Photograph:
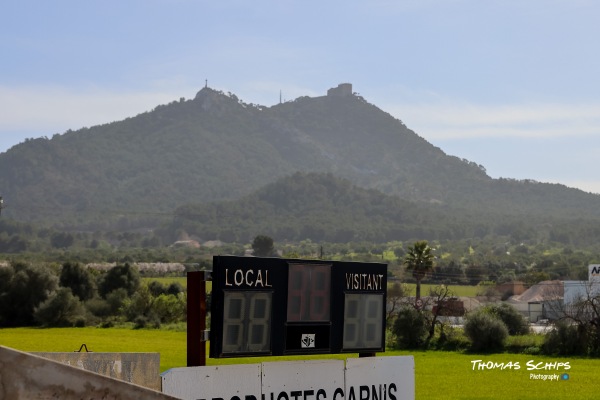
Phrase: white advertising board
[
  {"left": 345, "top": 357, "right": 414, "bottom": 400},
  {"left": 589, "top": 264, "right": 600, "bottom": 283},
  {"left": 262, "top": 360, "right": 345, "bottom": 400},
  {"left": 162, "top": 363, "right": 262, "bottom": 400},
  {"left": 162, "top": 357, "right": 414, "bottom": 400}
]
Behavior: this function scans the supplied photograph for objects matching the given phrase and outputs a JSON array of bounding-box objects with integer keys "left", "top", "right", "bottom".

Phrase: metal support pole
[{"left": 187, "top": 271, "right": 208, "bottom": 366}]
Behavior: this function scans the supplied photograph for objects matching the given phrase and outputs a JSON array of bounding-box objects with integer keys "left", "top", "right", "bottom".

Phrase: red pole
[{"left": 187, "top": 271, "right": 206, "bottom": 366}]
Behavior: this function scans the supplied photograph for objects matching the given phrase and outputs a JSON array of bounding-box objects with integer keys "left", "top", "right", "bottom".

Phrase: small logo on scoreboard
[{"left": 301, "top": 334, "right": 315, "bottom": 348}]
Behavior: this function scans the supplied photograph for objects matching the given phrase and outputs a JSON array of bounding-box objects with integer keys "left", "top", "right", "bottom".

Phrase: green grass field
[
  {"left": 402, "top": 283, "right": 480, "bottom": 297},
  {"left": 0, "top": 327, "right": 595, "bottom": 399},
  {"left": 142, "top": 276, "right": 214, "bottom": 292},
  {"left": 142, "top": 276, "right": 188, "bottom": 288}
]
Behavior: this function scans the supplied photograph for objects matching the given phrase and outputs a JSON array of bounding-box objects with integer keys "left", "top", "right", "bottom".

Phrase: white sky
[{"left": 1, "top": 0, "right": 600, "bottom": 194}]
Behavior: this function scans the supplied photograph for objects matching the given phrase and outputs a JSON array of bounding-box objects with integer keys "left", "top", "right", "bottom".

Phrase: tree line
[{"left": 0, "top": 261, "right": 187, "bottom": 328}]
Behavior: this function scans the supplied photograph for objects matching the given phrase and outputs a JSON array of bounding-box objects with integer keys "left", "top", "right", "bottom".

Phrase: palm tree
[{"left": 404, "top": 240, "right": 435, "bottom": 302}]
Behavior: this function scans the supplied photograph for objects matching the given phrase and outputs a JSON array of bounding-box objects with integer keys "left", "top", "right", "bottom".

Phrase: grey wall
[{"left": 0, "top": 346, "right": 177, "bottom": 400}]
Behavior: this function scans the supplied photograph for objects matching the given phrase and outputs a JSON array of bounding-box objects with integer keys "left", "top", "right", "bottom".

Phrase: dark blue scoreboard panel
[{"left": 210, "top": 256, "right": 387, "bottom": 358}]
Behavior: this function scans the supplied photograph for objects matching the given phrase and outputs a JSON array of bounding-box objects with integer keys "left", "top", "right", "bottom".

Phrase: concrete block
[
  {"left": 0, "top": 346, "right": 177, "bottom": 400},
  {"left": 33, "top": 351, "right": 160, "bottom": 390}
]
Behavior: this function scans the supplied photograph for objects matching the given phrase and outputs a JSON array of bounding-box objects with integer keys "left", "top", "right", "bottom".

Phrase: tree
[
  {"left": 0, "top": 262, "right": 58, "bottom": 326},
  {"left": 34, "top": 288, "right": 86, "bottom": 327},
  {"left": 252, "top": 235, "right": 274, "bottom": 257},
  {"left": 59, "top": 262, "right": 96, "bottom": 301},
  {"left": 98, "top": 263, "right": 141, "bottom": 298},
  {"left": 386, "top": 282, "right": 412, "bottom": 325},
  {"left": 542, "top": 321, "right": 587, "bottom": 356},
  {"left": 484, "top": 302, "right": 529, "bottom": 335},
  {"left": 425, "top": 284, "right": 454, "bottom": 346},
  {"left": 152, "top": 293, "right": 186, "bottom": 324},
  {"left": 50, "top": 232, "right": 74, "bottom": 248},
  {"left": 404, "top": 240, "right": 434, "bottom": 300},
  {"left": 122, "top": 284, "right": 155, "bottom": 324},
  {"left": 464, "top": 310, "right": 508, "bottom": 352},
  {"left": 465, "top": 263, "right": 487, "bottom": 285},
  {"left": 545, "top": 280, "right": 600, "bottom": 356},
  {"left": 392, "top": 305, "right": 428, "bottom": 349}
]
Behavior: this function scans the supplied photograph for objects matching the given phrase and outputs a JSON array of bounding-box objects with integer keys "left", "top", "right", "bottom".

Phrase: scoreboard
[{"left": 209, "top": 256, "right": 387, "bottom": 358}]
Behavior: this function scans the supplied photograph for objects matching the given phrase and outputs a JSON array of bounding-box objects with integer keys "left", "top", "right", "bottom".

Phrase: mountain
[
  {"left": 159, "top": 172, "right": 600, "bottom": 246},
  {"left": 1, "top": 83, "right": 600, "bottom": 234},
  {"left": 161, "top": 172, "right": 446, "bottom": 243}
]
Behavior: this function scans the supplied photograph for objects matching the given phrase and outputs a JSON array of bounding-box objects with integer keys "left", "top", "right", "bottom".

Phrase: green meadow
[
  {"left": 402, "top": 283, "right": 480, "bottom": 297},
  {"left": 0, "top": 327, "right": 595, "bottom": 399},
  {"left": 142, "top": 276, "right": 213, "bottom": 291},
  {"left": 142, "top": 276, "right": 189, "bottom": 288}
]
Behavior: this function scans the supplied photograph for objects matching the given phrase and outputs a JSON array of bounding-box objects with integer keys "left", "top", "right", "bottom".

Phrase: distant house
[
  {"left": 563, "top": 280, "right": 600, "bottom": 304},
  {"left": 506, "top": 280, "right": 563, "bottom": 322}
]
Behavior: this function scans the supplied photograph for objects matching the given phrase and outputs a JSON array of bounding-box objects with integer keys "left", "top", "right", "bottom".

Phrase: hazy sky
[{"left": 2, "top": 1, "right": 599, "bottom": 193}]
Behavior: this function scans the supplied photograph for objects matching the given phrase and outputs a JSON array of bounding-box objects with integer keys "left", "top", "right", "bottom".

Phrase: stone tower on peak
[{"left": 327, "top": 83, "right": 353, "bottom": 97}]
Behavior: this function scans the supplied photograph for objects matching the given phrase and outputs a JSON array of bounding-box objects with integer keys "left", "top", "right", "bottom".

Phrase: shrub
[
  {"left": 167, "top": 282, "right": 184, "bottom": 296},
  {"left": 392, "top": 306, "right": 428, "bottom": 349},
  {"left": 464, "top": 310, "right": 508, "bottom": 352},
  {"left": 430, "top": 325, "right": 470, "bottom": 351},
  {"left": 148, "top": 281, "right": 167, "bottom": 297},
  {"left": 34, "top": 288, "right": 86, "bottom": 327},
  {"left": 152, "top": 293, "right": 186, "bottom": 324},
  {"left": 105, "top": 288, "right": 129, "bottom": 315},
  {"left": 123, "top": 283, "right": 188, "bottom": 325},
  {"left": 122, "top": 285, "right": 154, "bottom": 322},
  {"left": 484, "top": 303, "right": 529, "bottom": 335},
  {"left": 85, "top": 297, "right": 112, "bottom": 318},
  {"left": 542, "top": 321, "right": 587, "bottom": 356},
  {"left": 505, "top": 334, "right": 543, "bottom": 354},
  {"left": 133, "top": 315, "right": 160, "bottom": 329}
]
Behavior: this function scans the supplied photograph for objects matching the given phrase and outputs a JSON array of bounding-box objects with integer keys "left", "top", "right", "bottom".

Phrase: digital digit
[
  {"left": 287, "top": 264, "right": 331, "bottom": 322},
  {"left": 309, "top": 267, "right": 330, "bottom": 321},
  {"left": 247, "top": 292, "right": 271, "bottom": 352},
  {"left": 361, "top": 295, "right": 383, "bottom": 348},
  {"left": 343, "top": 294, "right": 383, "bottom": 350},
  {"left": 222, "top": 291, "right": 272, "bottom": 354},
  {"left": 342, "top": 296, "right": 360, "bottom": 348},
  {"left": 223, "top": 292, "right": 246, "bottom": 353},
  {"left": 287, "top": 267, "right": 309, "bottom": 321}
]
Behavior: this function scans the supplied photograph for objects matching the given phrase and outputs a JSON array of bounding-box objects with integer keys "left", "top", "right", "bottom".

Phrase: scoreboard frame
[{"left": 207, "top": 256, "right": 387, "bottom": 358}]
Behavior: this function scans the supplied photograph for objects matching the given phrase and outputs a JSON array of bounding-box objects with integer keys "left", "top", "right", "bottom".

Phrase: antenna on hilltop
[
  {"left": 205, "top": 79, "right": 208, "bottom": 88},
  {"left": 279, "top": 90, "right": 282, "bottom": 104}
]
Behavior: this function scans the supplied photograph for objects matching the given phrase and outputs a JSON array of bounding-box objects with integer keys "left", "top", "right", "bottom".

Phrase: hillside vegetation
[
  {"left": 156, "top": 172, "right": 600, "bottom": 247},
  {"left": 2, "top": 84, "right": 600, "bottom": 235}
]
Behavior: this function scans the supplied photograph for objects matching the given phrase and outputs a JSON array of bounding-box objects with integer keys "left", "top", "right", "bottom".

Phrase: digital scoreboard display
[{"left": 209, "top": 256, "right": 387, "bottom": 358}]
